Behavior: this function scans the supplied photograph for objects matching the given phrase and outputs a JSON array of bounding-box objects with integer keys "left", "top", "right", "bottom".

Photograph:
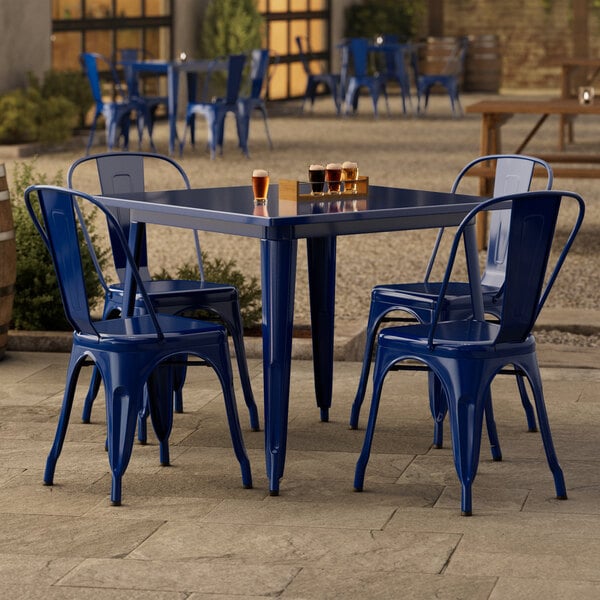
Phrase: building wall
[
  {"left": 0, "top": 2, "right": 51, "bottom": 93},
  {"left": 441, "top": 0, "right": 600, "bottom": 91}
]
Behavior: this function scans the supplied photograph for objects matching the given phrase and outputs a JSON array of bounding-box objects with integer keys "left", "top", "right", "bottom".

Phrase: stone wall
[{"left": 440, "top": 0, "right": 600, "bottom": 91}]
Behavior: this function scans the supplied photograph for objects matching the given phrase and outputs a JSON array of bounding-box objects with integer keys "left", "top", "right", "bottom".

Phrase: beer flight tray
[{"left": 279, "top": 176, "right": 369, "bottom": 202}]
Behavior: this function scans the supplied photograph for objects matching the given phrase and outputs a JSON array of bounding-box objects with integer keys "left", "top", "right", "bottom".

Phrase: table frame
[{"left": 98, "top": 184, "right": 486, "bottom": 494}]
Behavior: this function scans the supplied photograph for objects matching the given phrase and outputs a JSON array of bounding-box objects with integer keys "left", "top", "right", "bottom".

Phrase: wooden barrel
[
  {"left": 465, "top": 34, "right": 502, "bottom": 92},
  {"left": 0, "top": 163, "right": 16, "bottom": 360}
]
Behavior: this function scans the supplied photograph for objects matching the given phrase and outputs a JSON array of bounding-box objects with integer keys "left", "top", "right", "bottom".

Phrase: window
[{"left": 51, "top": 0, "right": 173, "bottom": 70}]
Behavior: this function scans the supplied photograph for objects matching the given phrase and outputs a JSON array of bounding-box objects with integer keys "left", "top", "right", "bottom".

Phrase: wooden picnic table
[{"left": 466, "top": 97, "right": 600, "bottom": 246}]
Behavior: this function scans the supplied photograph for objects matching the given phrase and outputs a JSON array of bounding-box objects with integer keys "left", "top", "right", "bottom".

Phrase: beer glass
[
  {"left": 342, "top": 161, "right": 358, "bottom": 194},
  {"left": 325, "top": 163, "right": 343, "bottom": 194},
  {"left": 308, "top": 164, "right": 326, "bottom": 195},
  {"left": 252, "top": 169, "right": 269, "bottom": 203}
]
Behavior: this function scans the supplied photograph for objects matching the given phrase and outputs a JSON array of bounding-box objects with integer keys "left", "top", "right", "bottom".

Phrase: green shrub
[
  {"left": 10, "top": 161, "right": 108, "bottom": 331},
  {"left": 40, "top": 69, "right": 93, "bottom": 130},
  {"left": 344, "top": 0, "right": 424, "bottom": 41},
  {"left": 155, "top": 255, "right": 262, "bottom": 329},
  {"left": 200, "top": 0, "right": 264, "bottom": 58},
  {"left": 0, "top": 73, "right": 79, "bottom": 145}
]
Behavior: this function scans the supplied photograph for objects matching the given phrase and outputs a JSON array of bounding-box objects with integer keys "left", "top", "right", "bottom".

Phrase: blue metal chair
[
  {"left": 354, "top": 189, "right": 585, "bottom": 515},
  {"left": 376, "top": 35, "right": 413, "bottom": 114},
  {"left": 295, "top": 36, "right": 341, "bottom": 115},
  {"left": 342, "top": 38, "right": 390, "bottom": 117},
  {"left": 181, "top": 54, "right": 247, "bottom": 158},
  {"left": 24, "top": 184, "right": 253, "bottom": 506},
  {"left": 115, "top": 48, "right": 168, "bottom": 152},
  {"left": 350, "top": 155, "right": 554, "bottom": 447},
  {"left": 417, "top": 37, "right": 468, "bottom": 116},
  {"left": 67, "top": 152, "right": 259, "bottom": 439},
  {"left": 80, "top": 52, "right": 136, "bottom": 154},
  {"left": 237, "top": 49, "right": 276, "bottom": 152}
]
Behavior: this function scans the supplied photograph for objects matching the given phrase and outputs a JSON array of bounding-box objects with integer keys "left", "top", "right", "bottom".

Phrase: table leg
[
  {"left": 306, "top": 236, "right": 336, "bottom": 422},
  {"left": 260, "top": 238, "right": 297, "bottom": 495},
  {"left": 167, "top": 66, "right": 179, "bottom": 155}
]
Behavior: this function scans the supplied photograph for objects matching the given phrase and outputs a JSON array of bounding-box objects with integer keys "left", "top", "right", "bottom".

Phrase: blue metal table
[
  {"left": 121, "top": 58, "right": 227, "bottom": 155},
  {"left": 98, "top": 184, "right": 485, "bottom": 494}
]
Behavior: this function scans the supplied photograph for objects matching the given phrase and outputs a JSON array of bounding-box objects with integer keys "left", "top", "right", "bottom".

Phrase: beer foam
[
  {"left": 309, "top": 164, "right": 325, "bottom": 170},
  {"left": 252, "top": 169, "right": 268, "bottom": 177},
  {"left": 326, "top": 163, "right": 342, "bottom": 169},
  {"left": 342, "top": 161, "right": 357, "bottom": 169}
]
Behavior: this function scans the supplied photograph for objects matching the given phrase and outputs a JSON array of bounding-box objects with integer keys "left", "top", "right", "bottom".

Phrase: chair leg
[
  {"left": 428, "top": 371, "right": 447, "bottom": 448},
  {"left": 515, "top": 372, "right": 537, "bottom": 432},
  {"left": 524, "top": 362, "right": 567, "bottom": 500},
  {"left": 81, "top": 365, "right": 102, "bottom": 423},
  {"left": 349, "top": 303, "right": 392, "bottom": 429},
  {"left": 44, "top": 355, "right": 83, "bottom": 486},
  {"left": 146, "top": 364, "right": 175, "bottom": 467},
  {"left": 105, "top": 371, "right": 144, "bottom": 506},
  {"left": 353, "top": 344, "right": 393, "bottom": 492}
]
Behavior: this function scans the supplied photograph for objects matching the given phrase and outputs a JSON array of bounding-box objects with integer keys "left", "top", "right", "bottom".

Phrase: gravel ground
[{"left": 4, "top": 91, "right": 599, "bottom": 342}]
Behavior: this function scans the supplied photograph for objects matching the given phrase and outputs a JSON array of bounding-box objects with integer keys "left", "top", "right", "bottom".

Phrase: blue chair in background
[
  {"left": 80, "top": 52, "right": 136, "bottom": 154},
  {"left": 354, "top": 189, "right": 585, "bottom": 515},
  {"left": 350, "top": 154, "right": 554, "bottom": 448},
  {"left": 181, "top": 54, "right": 247, "bottom": 158},
  {"left": 416, "top": 37, "right": 468, "bottom": 116},
  {"left": 115, "top": 48, "right": 168, "bottom": 152},
  {"left": 237, "top": 49, "right": 276, "bottom": 152},
  {"left": 296, "top": 36, "right": 341, "bottom": 115},
  {"left": 67, "top": 152, "right": 260, "bottom": 439},
  {"left": 375, "top": 35, "right": 414, "bottom": 114},
  {"left": 342, "top": 38, "right": 389, "bottom": 117},
  {"left": 24, "top": 184, "right": 253, "bottom": 506}
]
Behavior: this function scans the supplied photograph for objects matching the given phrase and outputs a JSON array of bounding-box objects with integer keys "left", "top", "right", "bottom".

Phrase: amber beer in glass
[
  {"left": 325, "top": 163, "right": 342, "bottom": 193},
  {"left": 252, "top": 169, "right": 269, "bottom": 202},
  {"left": 308, "top": 164, "right": 326, "bottom": 195},
  {"left": 342, "top": 161, "right": 358, "bottom": 193}
]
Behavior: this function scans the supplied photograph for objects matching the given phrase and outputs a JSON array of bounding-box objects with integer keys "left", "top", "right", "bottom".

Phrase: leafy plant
[
  {"left": 10, "top": 160, "right": 108, "bottom": 330},
  {"left": 200, "top": 0, "right": 264, "bottom": 58},
  {"left": 0, "top": 75, "right": 78, "bottom": 145},
  {"left": 344, "top": 0, "right": 424, "bottom": 42},
  {"left": 154, "top": 255, "right": 262, "bottom": 329}
]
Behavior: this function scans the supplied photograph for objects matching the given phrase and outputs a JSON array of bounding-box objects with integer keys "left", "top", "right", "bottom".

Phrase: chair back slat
[
  {"left": 24, "top": 185, "right": 163, "bottom": 337},
  {"left": 67, "top": 152, "right": 192, "bottom": 284},
  {"left": 496, "top": 193, "right": 562, "bottom": 342},
  {"left": 225, "top": 54, "right": 247, "bottom": 104}
]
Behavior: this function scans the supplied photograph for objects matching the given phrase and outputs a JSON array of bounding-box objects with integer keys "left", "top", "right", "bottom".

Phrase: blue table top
[{"left": 99, "top": 184, "right": 485, "bottom": 241}]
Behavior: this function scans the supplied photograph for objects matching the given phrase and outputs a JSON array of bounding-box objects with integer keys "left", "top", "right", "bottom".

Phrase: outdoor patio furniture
[
  {"left": 350, "top": 155, "right": 554, "bottom": 451},
  {"left": 342, "top": 38, "right": 390, "bottom": 117},
  {"left": 24, "top": 184, "right": 253, "bottom": 506},
  {"left": 353, "top": 189, "right": 585, "bottom": 515},
  {"left": 67, "top": 152, "right": 259, "bottom": 438},
  {"left": 417, "top": 37, "right": 468, "bottom": 116},
  {"left": 180, "top": 54, "right": 248, "bottom": 158},
  {"left": 296, "top": 35, "right": 341, "bottom": 115},
  {"left": 80, "top": 52, "right": 136, "bottom": 154},
  {"left": 237, "top": 48, "right": 276, "bottom": 152}
]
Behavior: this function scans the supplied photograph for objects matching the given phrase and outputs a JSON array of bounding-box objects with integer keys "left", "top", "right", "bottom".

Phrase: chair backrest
[
  {"left": 429, "top": 190, "right": 585, "bottom": 347},
  {"left": 80, "top": 52, "right": 125, "bottom": 105},
  {"left": 454, "top": 155, "right": 553, "bottom": 289},
  {"left": 348, "top": 38, "right": 370, "bottom": 78},
  {"left": 224, "top": 54, "right": 247, "bottom": 104},
  {"left": 424, "top": 154, "right": 553, "bottom": 289},
  {"left": 23, "top": 185, "right": 160, "bottom": 338},
  {"left": 247, "top": 49, "right": 270, "bottom": 100},
  {"left": 295, "top": 36, "right": 313, "bottom": 75},
  {"left": 442, "top": 38, "right": 468, "bottom": 77},
  {"left": 67, "top": 152, "right": 193, "bottom": 283}
]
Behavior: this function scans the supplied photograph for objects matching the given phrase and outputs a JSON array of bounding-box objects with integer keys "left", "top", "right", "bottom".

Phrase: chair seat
[
  {"left": 90, "top": 312, "right": 225, "bottom": 339},
  {"left": 373, "top": 282, "right": 501, "bottom": 314},
  {"left": 378, "top": 320, "right": 536, "bottom": 358},
  {"left": 110, "top": 279, "right": 238, "bottom": 303}
]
